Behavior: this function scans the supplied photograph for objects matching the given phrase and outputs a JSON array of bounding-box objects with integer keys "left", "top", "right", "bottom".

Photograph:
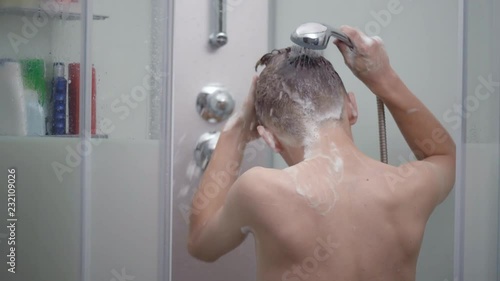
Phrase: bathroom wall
[
  {"left": 91, "top": 0, "right": 154, "bottom": 139},
  {"left": 463, "top": 0, "right": 500, "bottom": 280},
  {"left": 0, "top": 15, "right": 52, "bottom": 60},
  {"left": 272, "top": 0, "right": 460, "bottom": 280}
]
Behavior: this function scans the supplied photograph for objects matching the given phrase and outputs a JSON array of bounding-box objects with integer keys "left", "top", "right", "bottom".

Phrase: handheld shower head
[{"left": 290, "top": 22, "right": 353, "bottom": 50}]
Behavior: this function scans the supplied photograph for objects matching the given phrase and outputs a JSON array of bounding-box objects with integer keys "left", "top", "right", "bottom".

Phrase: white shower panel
[{"left": 172, "top": 1, "right": 272, "bottom": 281}]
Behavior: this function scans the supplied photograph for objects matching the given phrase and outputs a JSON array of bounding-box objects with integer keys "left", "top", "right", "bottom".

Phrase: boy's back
[{"left": 242, "top": 148, "right": 436, "bottom": 281}]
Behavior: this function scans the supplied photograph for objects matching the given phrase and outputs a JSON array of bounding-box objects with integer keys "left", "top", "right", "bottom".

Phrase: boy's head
[{"left": 254, "top": 47, "right": 357, "bottom": 151}]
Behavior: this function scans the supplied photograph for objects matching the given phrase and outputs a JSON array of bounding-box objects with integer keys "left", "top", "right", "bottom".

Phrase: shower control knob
[
  {"left": 210, "top": 32, "right": 228, "bottom": 47},
  {"left": 197, "top": 84, "right": 235, "bottom": 123},
  {"left": 195, "top": 131, "right": 221, "bottom": 171}
]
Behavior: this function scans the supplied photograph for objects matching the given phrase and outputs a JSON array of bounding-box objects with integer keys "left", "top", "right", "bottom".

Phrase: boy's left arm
[{"left": 188, "top": 77, "right": 260, "bottom": 262}]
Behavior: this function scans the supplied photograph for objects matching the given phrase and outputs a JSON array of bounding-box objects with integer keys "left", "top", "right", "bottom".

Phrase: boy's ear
[
  {"left": 257, "top": 125, "right": 283, "bottom": 153},
  {"left": 346, "top": 92, "right": 358, "bottom": 125}
]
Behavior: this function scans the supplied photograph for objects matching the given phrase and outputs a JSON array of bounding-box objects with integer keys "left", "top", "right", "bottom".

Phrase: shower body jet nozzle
[{"left": 290, "top": 22, "right": 353, "bottom": 50}]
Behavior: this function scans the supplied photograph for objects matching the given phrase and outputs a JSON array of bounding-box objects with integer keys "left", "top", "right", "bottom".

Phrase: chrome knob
[
  {"left": 196, "top": 84, "right": 235, "bottom": 123},
  {"left": 194, "top": 131, "right": 220, "bottom": 170},
  {"left": 209, "top": 0, "right": 228, "bottom": 48},
  {"left": 209, "top": 32, "right": 228, "bottom": 47}
]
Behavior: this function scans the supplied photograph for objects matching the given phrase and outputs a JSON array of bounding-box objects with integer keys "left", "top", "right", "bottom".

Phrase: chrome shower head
[{"left": 290, "top": 22, "right": 353, "bottom": 50}]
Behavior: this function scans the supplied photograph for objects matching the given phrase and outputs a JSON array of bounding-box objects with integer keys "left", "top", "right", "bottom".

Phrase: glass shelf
[{"left": 0, "top": 7, "right": 109, "bottom": 20}]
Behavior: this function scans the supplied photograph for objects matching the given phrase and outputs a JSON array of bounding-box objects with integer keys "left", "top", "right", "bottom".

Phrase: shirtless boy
[{"left": 188, "top": 25, "right": 456, "bottom": 281}]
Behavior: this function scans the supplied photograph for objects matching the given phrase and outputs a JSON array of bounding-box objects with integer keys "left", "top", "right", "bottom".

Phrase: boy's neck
[{"left": 282, "top": 122, "right": 358, "bottom": 166}]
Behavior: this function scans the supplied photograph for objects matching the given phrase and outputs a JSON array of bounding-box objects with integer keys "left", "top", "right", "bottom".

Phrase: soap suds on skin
[
  {"left": 266, "top": 46, "right": 351, "bottom": 215},
  {"left": 279, "top": 90, "right": 344, "bottom": 215},
  {"left": 372, "top": 36, "right": 383, "bottom": 43},
  {"left": 286, "top": 143, "right": 344, "bottom": 216},
  {"left": 241, "top": 226, "right": 254, "bottom": 235},
  {"left": 332, "top": 155, "right": 343, "bottom": 173},
  {"left": 346, "top": 33, "right": 384, "bottom": 73},
  {"left": 223, "top": 112, "right": 241, "bottom": 132},
  {"left": 406, "top": 108, "right": 419, "bottom": 115},
  {"left": 362, "top": 36, "right": 375, "bottom": 46},
  {"left": 258, "top": 126, "right": 276, "bottom": 151},
  {"left": 279, "top": 76, "right": 342, "bottom": 158}
]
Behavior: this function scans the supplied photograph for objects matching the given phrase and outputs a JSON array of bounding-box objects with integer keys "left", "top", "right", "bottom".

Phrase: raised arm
[
  {"left": 188, "top": 77, "right": 260, "bottom": 261},
  {"left": 335, "top": 26, "right": 456, "bottom": 205}
]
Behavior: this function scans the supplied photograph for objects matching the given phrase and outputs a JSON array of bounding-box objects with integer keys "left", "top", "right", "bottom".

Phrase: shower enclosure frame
[
  {"left": 77, "top": 0, "right": 174, "bottom": 281},
  {"left": 72, "top": 0, "right": 491, "bottom": 280},
  {"left": 454, "top": 0, "right": 466, "bottom": 280}
]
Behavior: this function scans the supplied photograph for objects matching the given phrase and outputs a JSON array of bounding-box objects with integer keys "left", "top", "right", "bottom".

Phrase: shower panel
[{"left": 171, "top": 1, "right": 272, "bottom": 281}]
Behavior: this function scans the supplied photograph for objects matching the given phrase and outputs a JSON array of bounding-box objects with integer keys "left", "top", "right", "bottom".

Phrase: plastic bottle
[
  {"left": 25, "top": 89, "right": 46, "bottom": 136},
  {"left": 0, "top": 59, "right": 28, "bottom": 136},
  {"left": 51, "top": 62, "right": 67, "bottom": 135},
  {"left": 21, "top": 59, "right": 47, "bottom": 136},
  {"left": 68, "top": 63, "right": 97, "bottom": 135}
]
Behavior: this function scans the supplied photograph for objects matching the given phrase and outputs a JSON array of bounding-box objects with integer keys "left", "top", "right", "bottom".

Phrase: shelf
[{"left": 0, "top": 7, "right": 109, "bottom": 20}]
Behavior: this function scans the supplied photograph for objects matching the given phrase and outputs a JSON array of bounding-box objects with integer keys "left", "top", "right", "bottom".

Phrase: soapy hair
[{"left": 255, "top": 46, "right": 347, "bottom": 146}]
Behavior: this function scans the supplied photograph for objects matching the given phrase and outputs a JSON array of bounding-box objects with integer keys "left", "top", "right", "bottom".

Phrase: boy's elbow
[
  {"left": 449, "top": 138, "right": 456, "bottom": 158},
  {"left": 187, "top": 237, "right": 219, "bottom": 263}
]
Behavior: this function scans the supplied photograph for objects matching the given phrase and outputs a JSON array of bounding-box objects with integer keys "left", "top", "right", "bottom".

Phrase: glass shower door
[
  {"left": 86, "top": 0, "right": 172, "bottom": 280},
  {"left": 462, "top": 0, "right": 500, "bottom": 280},
  {"left": 0, "top": 0, "right": 173, "bottom": 280},
  {"left": 0, "top": 2, "right": 84, "bottom": 280}
]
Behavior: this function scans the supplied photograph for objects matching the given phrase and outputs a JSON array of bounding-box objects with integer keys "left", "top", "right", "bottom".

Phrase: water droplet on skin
[
  {"left": 406, "top": 108, "right": 419, "bottom": 115},
  {"left": 240, "top": 226, "right": 253, "bottom": 235}
]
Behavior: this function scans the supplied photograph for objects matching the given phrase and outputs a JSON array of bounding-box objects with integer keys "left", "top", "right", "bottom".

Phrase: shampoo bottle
[{"left": 51, "top": 62, "right": 67, "bottom": 135}]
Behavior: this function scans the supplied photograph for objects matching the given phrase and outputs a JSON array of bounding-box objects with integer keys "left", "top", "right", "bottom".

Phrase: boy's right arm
[{"left": 335, "top": 26, "right": 456, "bottom": 206}]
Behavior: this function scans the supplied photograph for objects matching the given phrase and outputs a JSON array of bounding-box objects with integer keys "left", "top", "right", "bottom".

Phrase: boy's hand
[
  {"left": 224, "top": 76, "right": 260, "bottom": 142},
  {"left": 334, "top": 25, "right": 393, "bottom": 90}
]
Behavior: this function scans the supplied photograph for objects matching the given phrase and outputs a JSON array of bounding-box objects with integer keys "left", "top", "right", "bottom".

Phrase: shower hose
[{"left": 376, "top": 97, "right": 388, "bottom": 164}]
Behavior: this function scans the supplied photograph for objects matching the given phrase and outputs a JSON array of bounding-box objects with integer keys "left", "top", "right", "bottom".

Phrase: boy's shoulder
[
  {"left": 232, "top": 166, "right": 295, "bottom": 206},
  {"left": 238, "top": 166, "right": 291, "bottom": 191}
]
